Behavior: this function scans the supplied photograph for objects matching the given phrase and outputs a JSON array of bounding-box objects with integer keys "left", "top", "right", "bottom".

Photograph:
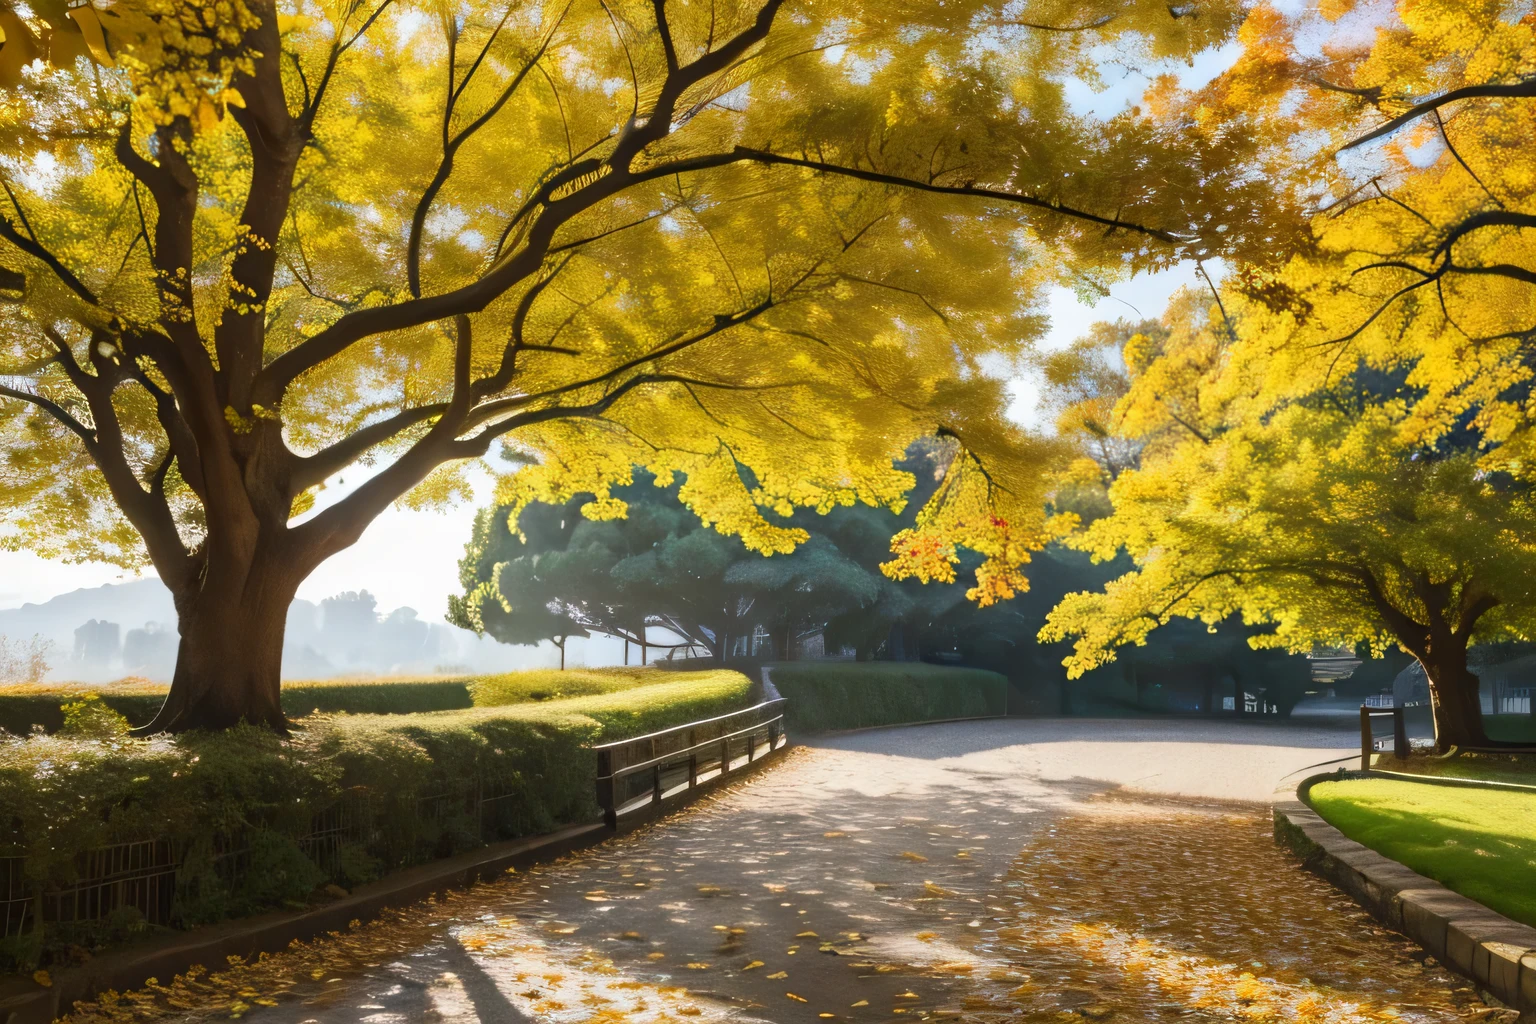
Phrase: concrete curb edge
[
  {"left": 1273, "top": 769, "right": 1536, "bottom": 1012},
  {"left": 1, "top": 741, "right": 795, "bottom": 1024}
]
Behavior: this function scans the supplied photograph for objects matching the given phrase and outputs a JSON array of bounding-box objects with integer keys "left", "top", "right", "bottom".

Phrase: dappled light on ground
[{"left": 61, "top": 732, "right": 1490, "bottom": 1024}]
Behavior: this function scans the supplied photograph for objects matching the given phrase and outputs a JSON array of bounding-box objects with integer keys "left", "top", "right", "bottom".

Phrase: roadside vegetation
[
  {"left": 0, "top": 677, "right": 480, "bottom": 734},
  {"left": 1309, "top": 778, "right": 1536, "bottom": 927},
  {"left": 0, "top": 668, "right": 752, "bottom": 974}
]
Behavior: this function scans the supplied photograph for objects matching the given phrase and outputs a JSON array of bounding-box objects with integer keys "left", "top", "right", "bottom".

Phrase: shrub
[
  {"left": 281, "top": 677, "right": 475, "bottom": 716},
  {"left": 0, "top": 669, "right": 753, "bottom": 973},
  {"left": 769, "top": 661, "right": 1007, "bottom": 732},
  {"left": 0, "top": 677, "right": 478, "bottom": 735},
  {"left": 58, "top": 694, "right": 132, "bottom": 740}
]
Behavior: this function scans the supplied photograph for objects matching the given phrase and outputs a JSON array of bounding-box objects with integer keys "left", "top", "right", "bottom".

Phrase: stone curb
[
  {"left": 1, "top": 742, "right": 794, "bottom": 1024},
  {"left": 1273, "top": 769, "right": 1536, "bottom": 1012}
]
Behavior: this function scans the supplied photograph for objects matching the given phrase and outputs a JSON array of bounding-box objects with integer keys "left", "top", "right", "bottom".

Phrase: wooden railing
[{"left": 594, "top": 698, "right": 788, "bottom": 828}]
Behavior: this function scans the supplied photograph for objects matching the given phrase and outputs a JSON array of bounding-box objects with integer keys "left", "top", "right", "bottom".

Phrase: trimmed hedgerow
[
  {"left": 0, "top": 680, "right": 169, "bottom": 735},
  {"left": 0, "top": 677, "right": 477, "bottom": 735},
  {"left": 281, "top": 677, "right": 475, "bottom": 716},
  {"left": 769, "top": 661, "right": 1007, "bottom": 732},
  {"left": 0, "top": 670, "right": 753, "bottom": 973},
  {"left": 469, "top": 666, "right": 744, "bottom": 706}
]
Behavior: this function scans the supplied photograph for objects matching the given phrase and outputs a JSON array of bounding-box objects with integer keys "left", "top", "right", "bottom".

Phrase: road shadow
[{"left": 803, "top": 716, "right": 1361, "bottom": 761}]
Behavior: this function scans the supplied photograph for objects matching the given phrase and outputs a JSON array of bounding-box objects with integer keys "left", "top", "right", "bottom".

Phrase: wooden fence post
[
  {"left": 1359, "top": 704, "right": 1372, "bottom": 772},
  {"left": 596, "top": 748, "right": 617, "bottom": 830}
]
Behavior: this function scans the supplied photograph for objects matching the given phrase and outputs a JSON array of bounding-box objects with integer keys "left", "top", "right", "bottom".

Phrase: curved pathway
[{"left": 68, "top": 719, "right": 1501, "bottom": 1023}]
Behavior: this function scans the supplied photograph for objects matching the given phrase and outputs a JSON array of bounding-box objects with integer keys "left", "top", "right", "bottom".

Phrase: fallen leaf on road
[
  {"left": 786, "top": 992, "right": 807, "bottom": 1002},
  {"left": 744, "top": 961, "right": 764, "bottom": 970},
  {"left": 768, "top": 971, "right": 788, "bottom": 979},
  {"left": 900, "top": 852, "right": 928, "bottom": 862}
]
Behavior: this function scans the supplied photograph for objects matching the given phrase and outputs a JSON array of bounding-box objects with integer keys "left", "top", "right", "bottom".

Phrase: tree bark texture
[
  {"left": 1420, "top": 656, "right": 1489, "bottom": 752},
  {"left": 135, "top": 548, "right": 298, "bottom": 733}
]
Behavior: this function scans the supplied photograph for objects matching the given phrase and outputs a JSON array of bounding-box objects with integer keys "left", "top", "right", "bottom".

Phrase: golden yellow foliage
[{"left": 0, "top": 0, "right": 1266, "bottom": 726}]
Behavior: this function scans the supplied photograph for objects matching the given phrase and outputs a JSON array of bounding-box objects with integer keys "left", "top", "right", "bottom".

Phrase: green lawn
[{"left": 1309, "top": 778, "right": 1536, "bottom": 926}]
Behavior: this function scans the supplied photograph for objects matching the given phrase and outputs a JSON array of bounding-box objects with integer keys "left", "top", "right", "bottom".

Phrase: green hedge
[
  {"left": 1486, "top": 714, "right": 1536, "bottom": 745},
  {"left": 0, "top": 677, "right": 478, "bottom": 735},
  {"left": 768, "top": 661, "right": 1007, "bottom": 732},
  {"left": 0, "top": 670, "right": 753, "bottom": 973}
]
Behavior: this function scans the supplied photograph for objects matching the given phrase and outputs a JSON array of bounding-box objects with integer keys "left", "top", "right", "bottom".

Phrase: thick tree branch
[
  {"left": 294, "top": 404, "right": 448, "bottom": 491},
  {"left": 0, "top": 382, "right": 95, "bottom": 445},
  {"left": 465, "top": 296, "right": 776, "bottom": 427},
  {"left": 728, "top": 148, "right": 1191, "bottom": 244},
  {"left": 220, "top": 0, "right": 303, "bottom": 403},
  {"left": 1341, "top": 78, "right": 1536, "bottom": 151},
  {"left": 0, "top": 207, "right": 98, "bottom": 307},
  {"left": 1432, "top": 210, "right": 1536, "bottom": 261}
]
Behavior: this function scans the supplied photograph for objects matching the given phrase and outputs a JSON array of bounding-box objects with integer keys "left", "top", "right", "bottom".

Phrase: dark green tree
[{"left": 452, "top": 447, "right": 975, "bottom": 663}]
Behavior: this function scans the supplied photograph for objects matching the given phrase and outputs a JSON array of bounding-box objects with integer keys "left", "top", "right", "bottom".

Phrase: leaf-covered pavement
[{"left": 63, "top": 720, "right": 1495, "bottom": 1023}]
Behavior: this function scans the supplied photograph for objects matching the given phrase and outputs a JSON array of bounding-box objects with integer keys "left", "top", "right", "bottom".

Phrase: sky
[{"left": 0, "top": 30, "right": 1234, "bottom": 625}]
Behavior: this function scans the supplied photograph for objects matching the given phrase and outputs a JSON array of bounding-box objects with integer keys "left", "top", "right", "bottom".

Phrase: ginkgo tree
[
  {"left": 1037, "top": 0, "right": 1536, "bottom": 751},
  {"left": 0, "top": 0, "right": 1263, "bottom": 732},
  {"left": 1040, "top": 288, "right": 1536, "bottom": 750}
]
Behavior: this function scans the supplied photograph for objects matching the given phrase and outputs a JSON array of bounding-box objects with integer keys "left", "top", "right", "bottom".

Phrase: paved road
[{"left": 68, "top": 719, "right": 1495, "bottom": 1024}]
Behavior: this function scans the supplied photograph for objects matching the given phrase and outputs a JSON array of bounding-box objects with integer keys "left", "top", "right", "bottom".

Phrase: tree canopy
[
  {"left": 1033, "top": 0, "right": 1536, "bottom": 749},
  {"left": 0, "top": 0, "right": 1268, "bottom": 730}
]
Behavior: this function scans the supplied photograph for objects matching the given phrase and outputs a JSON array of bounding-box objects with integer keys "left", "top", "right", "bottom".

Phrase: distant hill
[{"left": 0, "top": 579, "right": 535, "bottom": 682}]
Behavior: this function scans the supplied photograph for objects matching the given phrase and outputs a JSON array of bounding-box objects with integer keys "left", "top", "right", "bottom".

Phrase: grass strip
[{"left": 1309, "top": 777, "right": 1536, "bottom": 927}]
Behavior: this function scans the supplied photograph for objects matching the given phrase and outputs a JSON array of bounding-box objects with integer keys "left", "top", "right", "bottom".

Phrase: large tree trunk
[
  {"left": 1420, "top": 656, "right": 1489, "bottom": 752},
  {"left": 133, "top": 557, "right": 295, "bottom": 734}
]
